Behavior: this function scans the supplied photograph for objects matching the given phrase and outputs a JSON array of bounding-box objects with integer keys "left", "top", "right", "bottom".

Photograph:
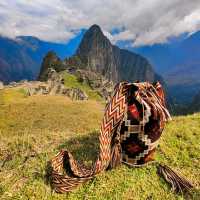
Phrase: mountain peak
[
  {"left": 76, "top": 24, "right": 112, "bottom": 70},
  {"left": 81, "top": 24, "right": 105, "bottom": 41},
  {"left": 88, "top": 24, "right": 102, "bottom": 32}
]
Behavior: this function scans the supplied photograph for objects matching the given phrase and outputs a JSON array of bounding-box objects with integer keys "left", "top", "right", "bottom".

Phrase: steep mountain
[
  {"left": 66, "top": 24, "right": 161, "bottom": 84},
  {"left": 0, "top": 31, "right": 84, "bottom": 83},
  {"left": 38, "top": 24, "right": 173, "bottom": 109}
]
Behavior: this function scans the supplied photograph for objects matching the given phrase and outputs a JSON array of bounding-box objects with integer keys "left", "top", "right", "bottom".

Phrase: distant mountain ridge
[
  {"left": 132, "top": 31, "right": 200, "bottom": 104},
  {"left": 0, "top": 32, "right": 84, "bottom": 83},
  {"left": 132, "top": 32, "right": 200, "bottom": 75},
  {"left": 0, "top": 36, "right": 36, "bottom": 83}
]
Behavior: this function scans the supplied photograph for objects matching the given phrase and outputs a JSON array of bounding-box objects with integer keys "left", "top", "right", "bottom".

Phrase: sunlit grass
[{"left": 0, "top": 89, "right": 199, "bottom": 200}]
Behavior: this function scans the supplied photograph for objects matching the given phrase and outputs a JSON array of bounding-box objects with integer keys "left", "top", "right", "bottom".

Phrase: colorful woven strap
[{"left": 50, "top": 82, "right": 130, "bottom": 193}]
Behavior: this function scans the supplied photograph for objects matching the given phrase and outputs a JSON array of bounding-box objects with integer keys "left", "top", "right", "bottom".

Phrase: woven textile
[{"left": 50, "top": 81, "right": 171, "bottom": 193}]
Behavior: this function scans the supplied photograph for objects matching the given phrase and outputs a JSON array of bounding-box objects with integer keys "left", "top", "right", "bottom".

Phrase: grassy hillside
[
  {"left": 0, "top": 88, "right": 199, "bottom": 200},
  {"left": 61, "top": 71, "right": 102, "bottom": 101}
]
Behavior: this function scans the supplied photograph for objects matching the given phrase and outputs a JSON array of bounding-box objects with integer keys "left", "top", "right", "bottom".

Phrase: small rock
[
  {"left": 62, "top": 88, "right": 88, "bottom": 100},
  {"left": 0, "top": 81, "right": 4, "bottom": 89},
  {"left": 9, "top": 82, "right": 17, "bottom": 87}
]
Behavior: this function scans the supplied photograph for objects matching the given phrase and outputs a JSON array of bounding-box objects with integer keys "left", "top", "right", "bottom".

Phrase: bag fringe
[{"left": 157, "top": 164, "right": 194, "bottom": 194}]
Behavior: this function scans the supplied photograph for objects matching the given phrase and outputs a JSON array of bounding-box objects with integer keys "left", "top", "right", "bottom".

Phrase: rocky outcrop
[
  {"left": 38, "top": 51, "right": 64, "bottom": 82},
  {"left": 66, "top": 24, "right": 158, "bottom": 83},
  {"left": 0, "top": 81, "right": 4, "bottom": 89}
]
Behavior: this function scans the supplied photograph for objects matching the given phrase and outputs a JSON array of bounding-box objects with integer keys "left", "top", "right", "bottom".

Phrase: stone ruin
[
  {"left": 3, "top": 68, "right": 88, "bottom": 101},
  {"left": 2, "top": 67, "right": 114, "bottom": 102},
  {"left": 27, "top": 68, "right": 88, "bottom": 100},
  {"left": 75, "top": 69, "right": 114, "bottom": 101}
]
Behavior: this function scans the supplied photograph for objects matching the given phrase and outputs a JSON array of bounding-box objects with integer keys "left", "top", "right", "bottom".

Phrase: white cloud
[
  {"left": 0, "top": 0, "right": 200, "bottom": 46},
  {"left": 103, "top": 30, "right": 136, "bottom": 44}
]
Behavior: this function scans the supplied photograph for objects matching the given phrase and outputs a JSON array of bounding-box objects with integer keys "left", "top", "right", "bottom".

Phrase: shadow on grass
[
  {"left": 57, "top": 130, "right": 99, "bottom": 163},
  {"left": 45, "top": 130, "right": 99, "bottom": 186},
  {"left": 44, "top": 131, "right": 200, "bottom": 199}
]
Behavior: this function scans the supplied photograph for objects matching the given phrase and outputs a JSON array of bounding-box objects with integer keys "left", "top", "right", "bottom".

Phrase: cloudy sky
[{"left": 0, "top": 0, "right": 200, "bottom": 46}]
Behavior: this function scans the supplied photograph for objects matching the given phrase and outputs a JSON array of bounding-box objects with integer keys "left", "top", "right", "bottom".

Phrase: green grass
[
  {"left": 61, "top": 71, "right": 102, "bottom": 101},
  {"left": 0, "top": 88, "right": 28, "bottom": 105},
  {"left": 0, "top": 89, "right": 200, "bottom": 200}
]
